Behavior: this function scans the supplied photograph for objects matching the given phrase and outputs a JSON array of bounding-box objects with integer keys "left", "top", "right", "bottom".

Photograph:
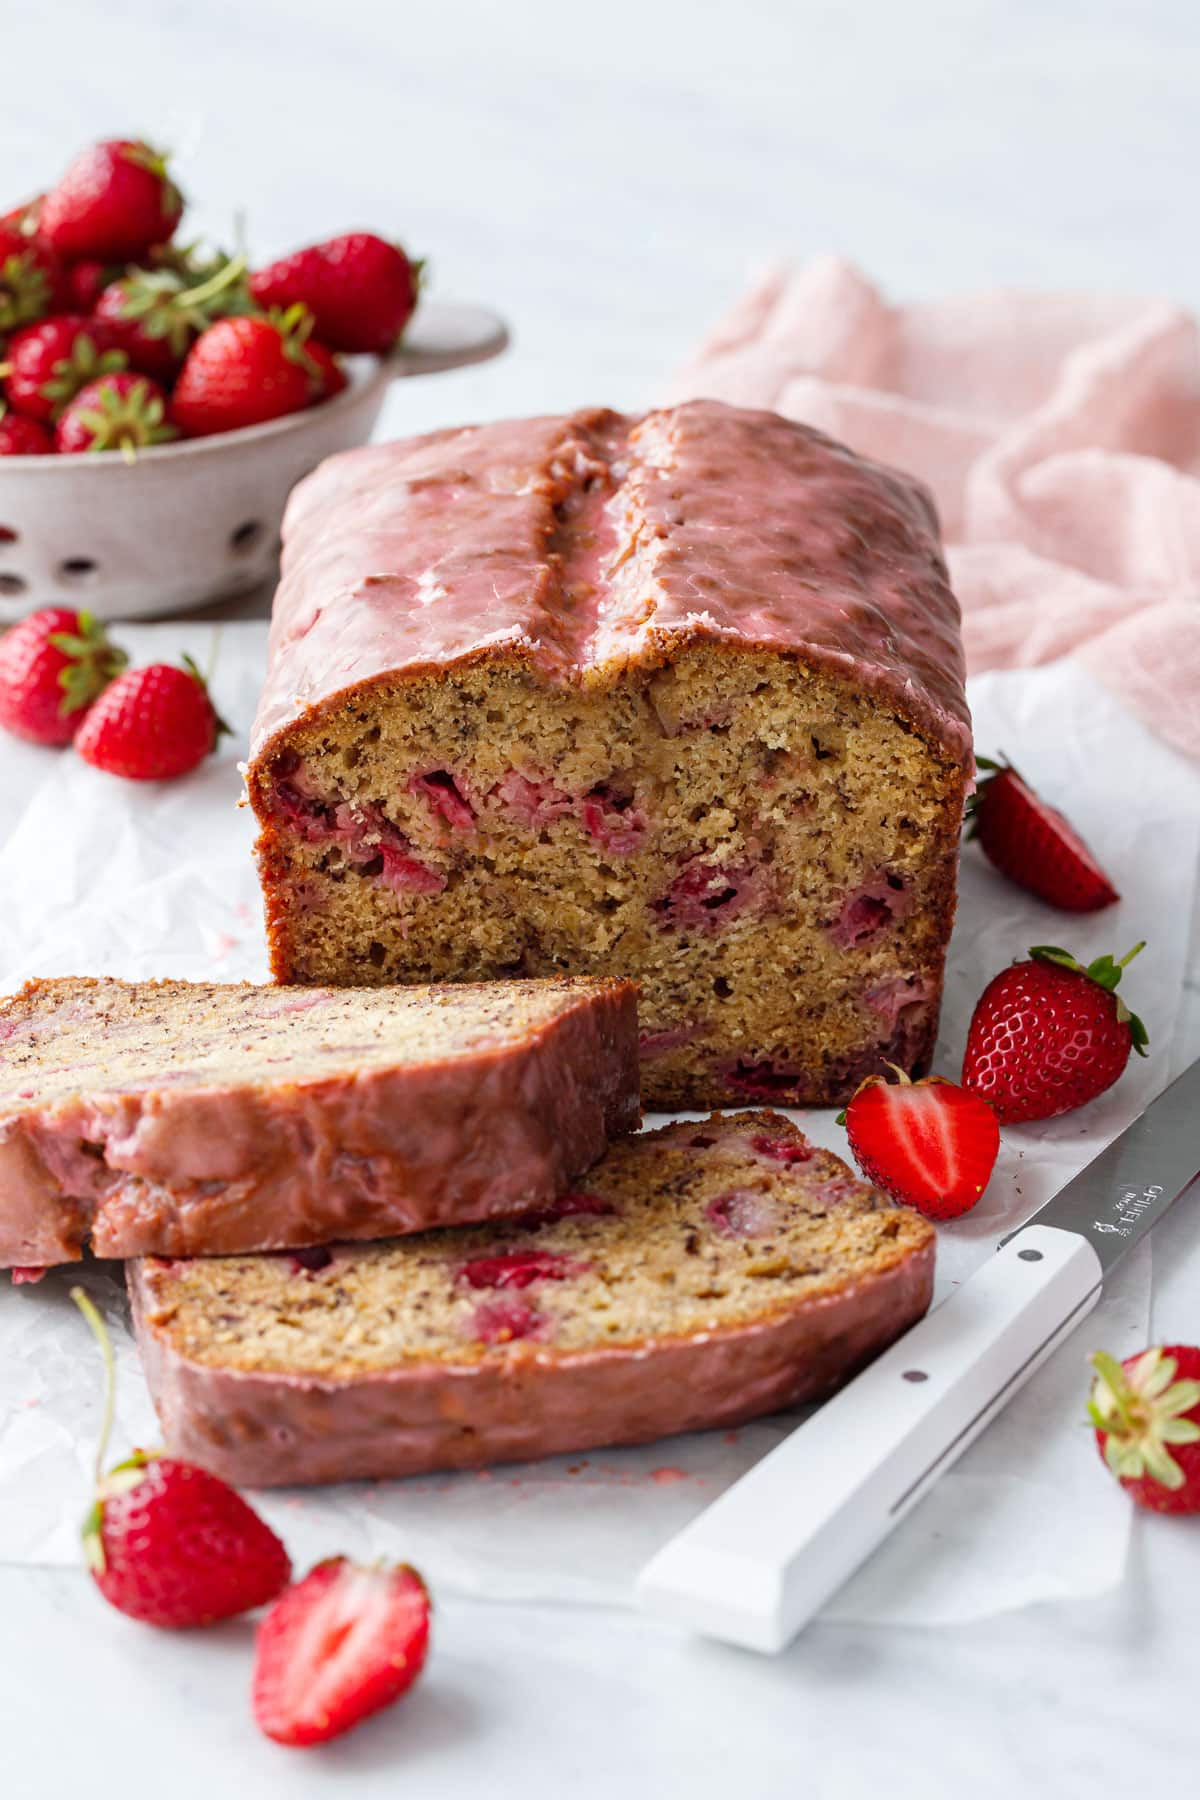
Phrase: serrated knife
[{"left": 637, "top": 1057, "right": 1200, "bottom": 1652}]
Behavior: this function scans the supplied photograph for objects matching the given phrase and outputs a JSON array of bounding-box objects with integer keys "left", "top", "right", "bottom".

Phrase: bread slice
[
  {"left": 246, "top": 400, "right": 971, "bottom": 1109},
  {"left": 0, "top": 974, "right": 639, "bottom": 1266},
  {"left": 130, "top": 1110, "right": 935, "bottom": 1486}
]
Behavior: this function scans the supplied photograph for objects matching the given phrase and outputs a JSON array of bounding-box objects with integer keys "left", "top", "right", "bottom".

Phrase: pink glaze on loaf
[
  {"left": 0, "top": 976, "right": 639, "bottom": 1266},
  {"left": 128, "top": 1245, "right": 934, "bottom": 1488},
  {"left": 248, "top": 400, "right": 970, "bottom": 767},
  {"left": 127, "top": 1110, "right": 936, "bottom": 1488}
]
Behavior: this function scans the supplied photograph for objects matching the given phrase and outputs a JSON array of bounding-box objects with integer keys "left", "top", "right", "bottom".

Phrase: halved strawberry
[
  {"left": 252, "top": 1557, "right": 431, "bottom": 1747},
  {"left": 841, "top": 1067, "right": 1000, "bottom": 1220},
  {"left": 969, "top": 755, "right": 1118, "bottom": 912}
]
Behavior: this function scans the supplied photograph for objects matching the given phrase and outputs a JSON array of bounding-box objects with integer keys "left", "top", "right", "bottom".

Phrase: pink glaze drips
[{"left": 248, "top": 401, "right": 969, "bottom": 773}]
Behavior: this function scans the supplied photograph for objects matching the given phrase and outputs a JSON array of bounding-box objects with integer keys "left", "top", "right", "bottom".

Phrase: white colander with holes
[{"left": 0, "top": 301, "right": 508, "bottom": 622}]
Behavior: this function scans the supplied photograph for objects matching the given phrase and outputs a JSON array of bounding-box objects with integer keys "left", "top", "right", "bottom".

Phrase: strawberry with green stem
[
  {"left": 0, "top": 607, "right": 126, "bottom": 744},
  {"left": 0, "top": 224, "right": 64, "bottom": 333},
  {"left": 75, "top": 651, "right": 228, "bottom": 778},
  {"left": 55, "top": 371, "right": 176, "bottom": 457},
  {"left": 72, "top": 1287, "right": 291, "bottom": 1627},
  {"left": 249, "top": 231, "right": 422, "bottom": 354},
  {"left": 1, "top": 315, "right": 127, "bottom": 423},
  {"left": 962, "top": 943, "right": 1148, "bottom": 1124},
  {"left": 171, "top": 303, "right": 337, "bottom": 436},
  {"left": 93, "top": 252, "right": 253, "bottom": 382},
  {"left": 40, "top": 139, "right": 184, "bottom": 263},
  {"left": 1088, "top": 1345, "right": 1200, "bottom": 1513}
]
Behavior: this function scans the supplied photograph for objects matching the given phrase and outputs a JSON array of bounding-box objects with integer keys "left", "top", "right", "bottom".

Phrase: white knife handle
[{"left": 636, "top": 1224, "right": 1103, "bottom": 1652}]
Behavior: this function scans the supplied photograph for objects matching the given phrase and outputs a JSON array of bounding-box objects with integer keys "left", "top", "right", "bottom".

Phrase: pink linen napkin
[{"left": 667, "top": 256, "right": 1200, "bottom": 759}]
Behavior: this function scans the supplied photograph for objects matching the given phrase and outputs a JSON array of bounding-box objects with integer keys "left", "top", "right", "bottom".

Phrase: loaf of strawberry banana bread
[
  {"left": 129, "top": 1110, "right": 935, "bottom": 1486},
  {"left": 247, "top": 399, "right": 972, "bottom": 1108},
  {"left": 0, "top": 974, "right": 638, "bottom": 1266}
]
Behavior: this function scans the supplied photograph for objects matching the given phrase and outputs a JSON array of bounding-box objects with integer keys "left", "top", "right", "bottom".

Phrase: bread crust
[
  {"left": 130, "top": 1208, "right": 934, "bottom": 1488},
  {"left": 0, "top": 976, "right": 639, "bottom": 1266},
  {"left": 245, "top": 401, "right": 972, "bottom": 1107}
]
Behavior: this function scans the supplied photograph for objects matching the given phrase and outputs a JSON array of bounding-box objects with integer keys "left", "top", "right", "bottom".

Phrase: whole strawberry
[
  {"left": 93, "top": 254, "right": 252, "bottom": 382},
  {"left": 0, "top": 607, "right": 126, "bottom": 744},
  {"left": 0, "top": 225, "right": 64, "bottom": 333},
  {"left": 970, "top": 756, "right": 1119, "bottom": 912},
  {"left": 39, "top": 139, "right": 183, "bottom": 263},
  {"left": 75, "top": 655, "right": 227, "bottom": 779},
  {"left": 3, "top": 316, "right": 127, "bottom": 423},
  {"left": 962, "top": 943, "right": 1148, "bottom": 1124},
  {"left": 171, "top": 308, "right": 328, "bottom": 436},
  {"left": 253, "top": 1558, "right": 431, "bottom": 1747},
  {"left": 841, "top": 1068, "right": 999, "bottom": 1220},
  {"left": 56, "top": 372, "right": 176, "bottom": 456},
  {"left": 65, "top": 258, "right": 114, "bottom": 313},
  {"left": 249, "top": 232, "right": 419, "bottom": 354},
  {"left": 71, "top": 1289, "right": 291, "bottom": 1627},
  {"left": 1088, "top": 1345, "right": 1200, "bottom": 1514},
  {"left": 0, "top": 406, "right": 54, "bottom": 455}
]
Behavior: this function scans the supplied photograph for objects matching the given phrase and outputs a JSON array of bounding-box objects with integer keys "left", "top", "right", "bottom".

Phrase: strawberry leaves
[
  {"left": 1030, "top": 943, "right": 1149, "bottom": 1056},
  {"left": 1089, "top": 1347, "right": 1200, "bottom": 1494},
  {"left": 46, "top": 611, "right": 128, "bottom": 718}
]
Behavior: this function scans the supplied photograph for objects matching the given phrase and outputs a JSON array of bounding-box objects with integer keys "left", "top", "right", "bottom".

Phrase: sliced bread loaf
[
  {"left": 246, "top": 400, "right": 971, "bottom": 1108},
  {"left": 130, "top": 1110, "right": 935, "bottom": 1486},
  {"left": 0, "top": 974, "right": 639, "bottom": 1266}
]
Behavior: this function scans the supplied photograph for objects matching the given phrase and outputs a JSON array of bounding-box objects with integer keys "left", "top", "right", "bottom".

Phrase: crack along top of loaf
[{"left": 248, "top": 399, "right": 971, "bottom": 768}]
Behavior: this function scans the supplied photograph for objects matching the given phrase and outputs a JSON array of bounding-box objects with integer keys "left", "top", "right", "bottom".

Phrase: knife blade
[
  {"left": 1003, "top": 1054, "right": 1200, "bottom": 1273},
  {"left": 637, "top": 1059, "right": 1200, "bottom": 1653}
]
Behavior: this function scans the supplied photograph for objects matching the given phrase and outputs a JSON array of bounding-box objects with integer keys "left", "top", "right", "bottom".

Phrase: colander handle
[{"left": 387, "top": 301, "right": 509, "bottom": 378}]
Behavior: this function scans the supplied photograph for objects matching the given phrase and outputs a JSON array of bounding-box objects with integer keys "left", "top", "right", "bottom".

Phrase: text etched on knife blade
[{"left": 1093, "top": 1184, "right": 1163, "bottom": 1238}]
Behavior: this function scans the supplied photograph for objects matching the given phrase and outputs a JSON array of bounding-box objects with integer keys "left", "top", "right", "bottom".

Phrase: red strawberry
[
  {"left": 56, "top": 371, "right": 176, "bottom": 456},
  {"left": 3, "top": 316, "right": 127, "bottom": 423},
  {"left": 249, "top": 232, "right": 419, "bottom": 354},
  {"left": 171, "top": 308, "right": 327, "bottom": 437},
  {"left": 305, "top": 338, "right": 348, "bottom": 400},
  {"left": 0, "top": 225, "right": 64, "bottom": 333},
  {"left": 72, "top": 1288, "right": 291, "bottom": 1627},
  {"left": 40, "top": 140, "right": 183, "bottom": 263},
  {"left": 970, "top": 756, "right": 1119, "bottom": 912},
  {"left": 841, "top": 1068, "right": 999, "bottom": 1220},
  {"left": 0, "top": 607, "right": 126, "bottom": 745},
  {"left": 1088, "top": 1345, "right": 1200, "bottom": 1514},
  {"left": 65, "top": 258, "right": 114, "bottom": 313},
  {"left": 92, "top": 254, "right": 252, "bottom": 382},
  {"left": 963, "top": 944, "right": 1148, "bottom": 1124},
  {"left": 75, "top": 656, "right": 227, "bottom": 779},
  {"left": 0, "top": 406, "right": 54, "bottom": 454},
  {"left": 252, "top": 1558, "right": 431, "bottom": 1747}
]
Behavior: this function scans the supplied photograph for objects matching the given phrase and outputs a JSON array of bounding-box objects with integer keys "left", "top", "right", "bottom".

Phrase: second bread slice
[{"left": 0, "top": 975, "right": 639, "bottom": 1266}]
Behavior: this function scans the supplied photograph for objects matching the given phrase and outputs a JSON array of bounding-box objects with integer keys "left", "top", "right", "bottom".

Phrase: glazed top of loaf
[{"left": 249, "top": 399, "right": 970, "bottom": 766}]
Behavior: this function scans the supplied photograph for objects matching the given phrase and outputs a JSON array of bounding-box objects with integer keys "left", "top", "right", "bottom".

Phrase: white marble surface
[{"left": 3, "top": 2, "right": 1200, "bottom": 1793}]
